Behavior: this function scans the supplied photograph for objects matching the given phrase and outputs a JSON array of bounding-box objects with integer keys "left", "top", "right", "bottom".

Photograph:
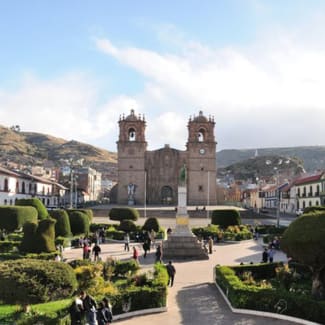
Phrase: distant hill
[
  {"left": 217, "top": 147, "right": 325, "bottom": 172},
  {"left": 218, "top": 155, "right": 305, "bottom": 180},
  {"left": 0, "top": 125, "right": 117, "bottom": 175}
]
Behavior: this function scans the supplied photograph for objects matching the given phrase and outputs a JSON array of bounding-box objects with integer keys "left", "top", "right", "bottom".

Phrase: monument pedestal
[{"left": 162, "top": 186, "right": 208, "bottom": 260}]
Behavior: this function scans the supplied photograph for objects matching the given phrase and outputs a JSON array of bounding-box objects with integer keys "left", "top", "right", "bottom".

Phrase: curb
[
  {"left": 113, "top": 306, "right": 167, "bottom": 321},
  {"left": 214, "top": 282, "right": 320, "bottom": 325}
]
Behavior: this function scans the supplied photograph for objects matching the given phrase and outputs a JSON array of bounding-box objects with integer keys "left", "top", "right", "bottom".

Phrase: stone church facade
[{"left": 116, "top": 110, "right": 217, "bottom": 206}]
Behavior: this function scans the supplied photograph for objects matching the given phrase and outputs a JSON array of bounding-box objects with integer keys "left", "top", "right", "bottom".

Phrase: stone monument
[{"left": 163, "top": 165, "right": 209, "bottom": 260}]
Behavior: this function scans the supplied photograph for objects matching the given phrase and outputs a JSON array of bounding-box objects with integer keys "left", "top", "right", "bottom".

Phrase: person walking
[
  {"left": 262, "top": 248, "right": 268, "bottom": 263},
  {"left": 155, "top": 244, "right": 162, "bottom": 263},
  {"left": 80, "top": 291, "right": 97, "bottom": 325},
  {"left": 166, "top": 260, "right": 176, "bottom": 287},
  {"left": 96, "top": 301, "right": 113, "bottom": 325},
  {"left": 268, "top": 247, "right": 275, "bottom": 263},
  {"left": 124, "top": 233, "right": 130, "bottom": 252},
  {"left": 132, "top": 246, "right": 139, "bottom": 262},
  {"left": 143, "top": 239, "right": 150, "bottom": 258},
  {"left": 92, "top": 243, "right": 101, "bottom": 262},
  {"left": 208, "top": 236, "right": 213, "bottom": 254}
]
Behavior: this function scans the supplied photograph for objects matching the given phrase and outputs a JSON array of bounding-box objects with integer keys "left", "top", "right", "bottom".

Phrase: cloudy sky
[{"left": 1, "top": 0, "right": 325, "bottom": 152}]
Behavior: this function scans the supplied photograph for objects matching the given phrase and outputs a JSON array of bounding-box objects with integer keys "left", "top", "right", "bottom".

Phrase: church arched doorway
[{"left": 161, "top": 186, "right": 174, "bottom": 205}]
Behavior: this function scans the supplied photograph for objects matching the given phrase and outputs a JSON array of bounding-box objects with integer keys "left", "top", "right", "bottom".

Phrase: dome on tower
[
  {"left": 125, "top": 109, "right": 138, "bottom": 121},
  {"left": 192, "top": 111, "right": 208, "bottom": 123}
]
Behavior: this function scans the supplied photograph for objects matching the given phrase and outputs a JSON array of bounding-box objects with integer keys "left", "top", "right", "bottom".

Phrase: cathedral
[{"left": 116, "top": 109, "right": 217, "bottom": 206}]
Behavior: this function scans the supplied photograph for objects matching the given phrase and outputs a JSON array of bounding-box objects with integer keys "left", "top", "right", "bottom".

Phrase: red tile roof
[{"left": 295, "top": 173, "right": 323, "bottom": 185}]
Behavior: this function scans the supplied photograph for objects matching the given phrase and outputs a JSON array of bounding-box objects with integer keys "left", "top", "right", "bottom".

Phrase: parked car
[{"left": 296, "top": 208, "right": 304, "bottom": 216}]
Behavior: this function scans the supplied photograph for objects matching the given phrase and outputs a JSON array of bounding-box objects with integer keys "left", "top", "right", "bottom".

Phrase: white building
[{"left": 0, "top": 166, "right": 66, "bottom": 207}]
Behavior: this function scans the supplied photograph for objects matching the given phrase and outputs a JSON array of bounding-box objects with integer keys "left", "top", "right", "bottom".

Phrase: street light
[{"left": 265, "top": 158, "right": 290, "bottom": 228}]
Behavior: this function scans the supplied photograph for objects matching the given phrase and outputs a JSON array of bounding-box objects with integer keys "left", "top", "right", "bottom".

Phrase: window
[
  {"left": 47, "top": 198, "right": 50, "bottom": 206},
  {"left": 22, "top": 182, "right": 25, "bottom": 194},
  {"left": 29, "top": 183, "right": 32, "bottom": 193},
  {"left": 4, "top": 179, "right": 8, "bottom": 192},
  {"left": 309, "top": 201, "right": 312, "bottom": 207},
  {"left": 198, "top": 185, "right": 203, "bottom": 192},
  {"left": 197, "top": 128, "right": 206, "bottom": 142},
  {"left": 4, "top": 199, "right": 7, "bottom": 205},
  {"left": 9, "top": 199, "right": 13, "bottom": 205},
  {"left": 16, "top": 181, "right": 19, "bottom": 193},
  {"left": 128, "top": 128, "right": 136, "bottom": 141},
  {"left": 297, "top": 188, "right": 300, "bottom": 197},
  {"left": 42, "top": 186, "right": 45, "bottom": 195}
]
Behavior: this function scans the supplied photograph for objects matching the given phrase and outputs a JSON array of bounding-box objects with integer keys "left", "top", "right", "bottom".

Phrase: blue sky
[{"left": 1, "top": 0, "right": 325, "bottom": 152}]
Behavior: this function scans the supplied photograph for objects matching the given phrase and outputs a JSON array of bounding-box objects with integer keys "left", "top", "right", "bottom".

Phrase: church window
[
  {"left": 129, "top": 165, "right": 133, "bottom": 169},
  {"left": 197, "top": 128, "right": 205, "bottom": 142},
  {"left": 128, "top": 128, "right": 136, "bottom": 141},
  {"left": 198, "top": 185, "right": 203, "bottom": 192}
]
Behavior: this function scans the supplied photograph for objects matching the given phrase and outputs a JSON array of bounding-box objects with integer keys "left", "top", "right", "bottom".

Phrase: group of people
[
  {"left": 82, "top": 242, "right": 102, "bottom": 261},
  {"left": 262, "top": 247, "right": 276, "bottom": 263},
  {"left": 70, "top": 291, "right": 113, "bottom": 325}
]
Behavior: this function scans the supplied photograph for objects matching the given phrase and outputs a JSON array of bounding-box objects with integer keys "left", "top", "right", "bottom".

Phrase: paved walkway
[{"left": 63, "top": 238, "right": 296, "bottom": 325}]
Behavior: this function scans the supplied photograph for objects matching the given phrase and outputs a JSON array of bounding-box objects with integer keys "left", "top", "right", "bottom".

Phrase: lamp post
[{"left": 207, "top": 170, "right": 210, "bottom": 219}]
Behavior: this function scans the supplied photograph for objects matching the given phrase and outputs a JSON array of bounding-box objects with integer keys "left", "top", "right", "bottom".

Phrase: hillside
[
  {"left": 218, "top": 155, "right": 305, "bottom": 180},
  {"left": 0, "top": 125, "right": 117, "bottom": 174},
  {"left": 217, "top": 146, "right": 325, "bottom": 172}
]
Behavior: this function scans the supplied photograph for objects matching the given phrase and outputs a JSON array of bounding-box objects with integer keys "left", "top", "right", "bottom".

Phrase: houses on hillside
[{"left": 222, "top": 171, "right": 325, "bottom": 214}]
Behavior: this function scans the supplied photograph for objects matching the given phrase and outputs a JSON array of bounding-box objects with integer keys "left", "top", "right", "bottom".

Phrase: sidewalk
[{"left": 63, "top": 239, "right": 294, "bottom": 325}]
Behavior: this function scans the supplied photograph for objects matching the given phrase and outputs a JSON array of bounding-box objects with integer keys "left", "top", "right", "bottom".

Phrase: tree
[{"left": 281, "top": 212, "right": 325, "bottom": 300}]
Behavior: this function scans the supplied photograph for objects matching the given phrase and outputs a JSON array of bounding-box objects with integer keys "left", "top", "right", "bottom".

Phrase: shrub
[
  {"left": 118, "top": 220, "right": 137, "bottom": 233},
  {"left": 0, "top": 259, "right": 77, "bottom": 304},
  {"left": 16, "top": 198, "right": 48, "bottom": 220},
  {"left": 20, "top": 222, "right": 38, "bottom": 252},
  {"left": 20, "top": 219, "right": 57, "bottom": 253},
  {"left": 192, "top": 224, "right": 220, "bottom": 240},
  {"left": 142, "top": 217, "right": 160, "bottom": 232},
  {"left": 68, "top": 211, "right": 90, "bottom": 235},
  {"left": 109, "top": 208, "right": 139, "bottom": 222},
  {"left": 211, "top": 209, "right": 241, "bottom": 228},
  {"left": 0, "top": 241, "right": 20, "bottom": 253},
  {"left": 0, "top": 206, "right": 38, "bottom": 231},
  {"left": 36, "top": 218, "right": 57, "bottom": 253},
  {"left": 68, "top": 208, "right": 93, "bottom": 222},
  {"left": 105, "top": 227, "right": 125, "bottom": 240},
  {"left": 114, "top": 260, "right": 140, "bottom": 277},
  {"left": 49, "top": 209, "right": 72, "bottom": 237}
]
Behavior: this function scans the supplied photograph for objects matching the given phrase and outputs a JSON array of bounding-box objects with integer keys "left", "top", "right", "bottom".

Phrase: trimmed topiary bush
[
  {"left": 0, "top": 206, "right": 38, "bottom": 231},
  {"left": 68, "top": 208, "right": 93, "bottom": 222},
  {"left": 0, "top": 259, "right": 77, "bottom": 304},
  {"left": 36, "top": 218, "right": 57, "bottom": 253},
  {"left": 20, "top": 222, "right": 38, "bottom": 253},
  {"left": 118, "top": 220, "right": 137, "bottom": 233},
  {"left": 49, "top": 209, "right": 72, "bottom": 237},
  {"left": 68, "top": 210, "right": 90, "bottom": 235},
  {"left": 15, "top": 198, "right": 48, "bottom": 220},
  {"left": 142, "top": 217, "right": 160, "bottom": 232},
  {"left": 109, "top": 208, "right": 139, "bottom": 222},
  {"left": 211, "top": 209, "right": 241, "bottom": 228}
]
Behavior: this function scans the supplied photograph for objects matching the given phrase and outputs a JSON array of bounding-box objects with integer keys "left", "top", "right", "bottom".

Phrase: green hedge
[
  {"left": 105, "top": 227, "right": 125, "bottom": 240},
  {"left": 118, "top": 220, "right": 137, "bottom": 233},
  {"left": 192, "top": 224, "right": 220, "bottom": 240},
  {"left": 20, "top": 219, "right": 56, "bottom": 253},
  {"left": 211, "top": 209, "right": 241, "bottom": 228},
  {"left": 256, "top": 225, "right": 287, "bottom": 235},
  {"left": 49, "top": 209, "right": 72, "bottom": 237},
  {"left": 0, "top": 240, "right": 21, "bottom": 253},
  {"left": 215, "top": 264, "right": 325, "bottom": 323},
  {"left": 142, "top": 217, "right": 160, "bottom": 232},
  {"left": 16, "top": 198, "right": 48, "bottom": 220},
  {"left": 67, "top": 210, "right": 90, "bottom": 235},
  {"left": 0, "top": 206, "right": 38, "bottom": 231},
  {"left": 109, "top": 208, "right": 140, "bottom": 222},
  {"left": 68, "top": 208, "right": 93, "bottom": 222},
  {"left": 0, "top": 259, "right": 77, "bottom": 304}
]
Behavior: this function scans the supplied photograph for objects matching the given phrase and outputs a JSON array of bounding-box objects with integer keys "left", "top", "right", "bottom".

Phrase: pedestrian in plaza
[
  {"left": 132, "top": 246, "right": 139, "bottom": 262},
  {"left": 166, "top": 260, "right": 176, "bottom": 287},
  {"left": 124, "top": 233, "right": 130, "bottom": 251},
  {"left": 96, "top": 301, "right": 113, "bottom": 325},
  {"left": 262, "top": 248, "right": 268, "bottom": 263},
  {"left": 83, "top": 243, "right": 90, "bottom": 260},
  {"left": 208, "top": 236, "right": 213, "bottom": 254},
  {"left": 143, "top": 238, "right": 150, "bottom": 258},
  {"left": 80, "top": 291, "right": 97, "bottom": 325},
  {"left": 69, "top": 296, "right": 83, "bottom": 325},
  {"left": 92, "top": 243, "right": 101, "bottom": 262},
  {"left": 268, "top": 247, "right": 275, "bottom": 263},
  {"left": 155, "top": 244, "right": 162, "bottom": 263}
]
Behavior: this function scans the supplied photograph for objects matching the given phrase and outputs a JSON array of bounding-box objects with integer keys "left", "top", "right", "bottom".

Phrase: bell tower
[
  {"left": 117, "top": 109, "right": 147, "bottom": 205},
  {"left": 186, "top": 111, "right": 217, "bottom": 205}
]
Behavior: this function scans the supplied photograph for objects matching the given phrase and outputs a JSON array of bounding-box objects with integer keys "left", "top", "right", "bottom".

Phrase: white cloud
[
  {"left": 0, "top": 72, "right": 137, "bottom": 150},
  {"left": 96, "top": 26, "right": 325, "bottom": 150}
]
